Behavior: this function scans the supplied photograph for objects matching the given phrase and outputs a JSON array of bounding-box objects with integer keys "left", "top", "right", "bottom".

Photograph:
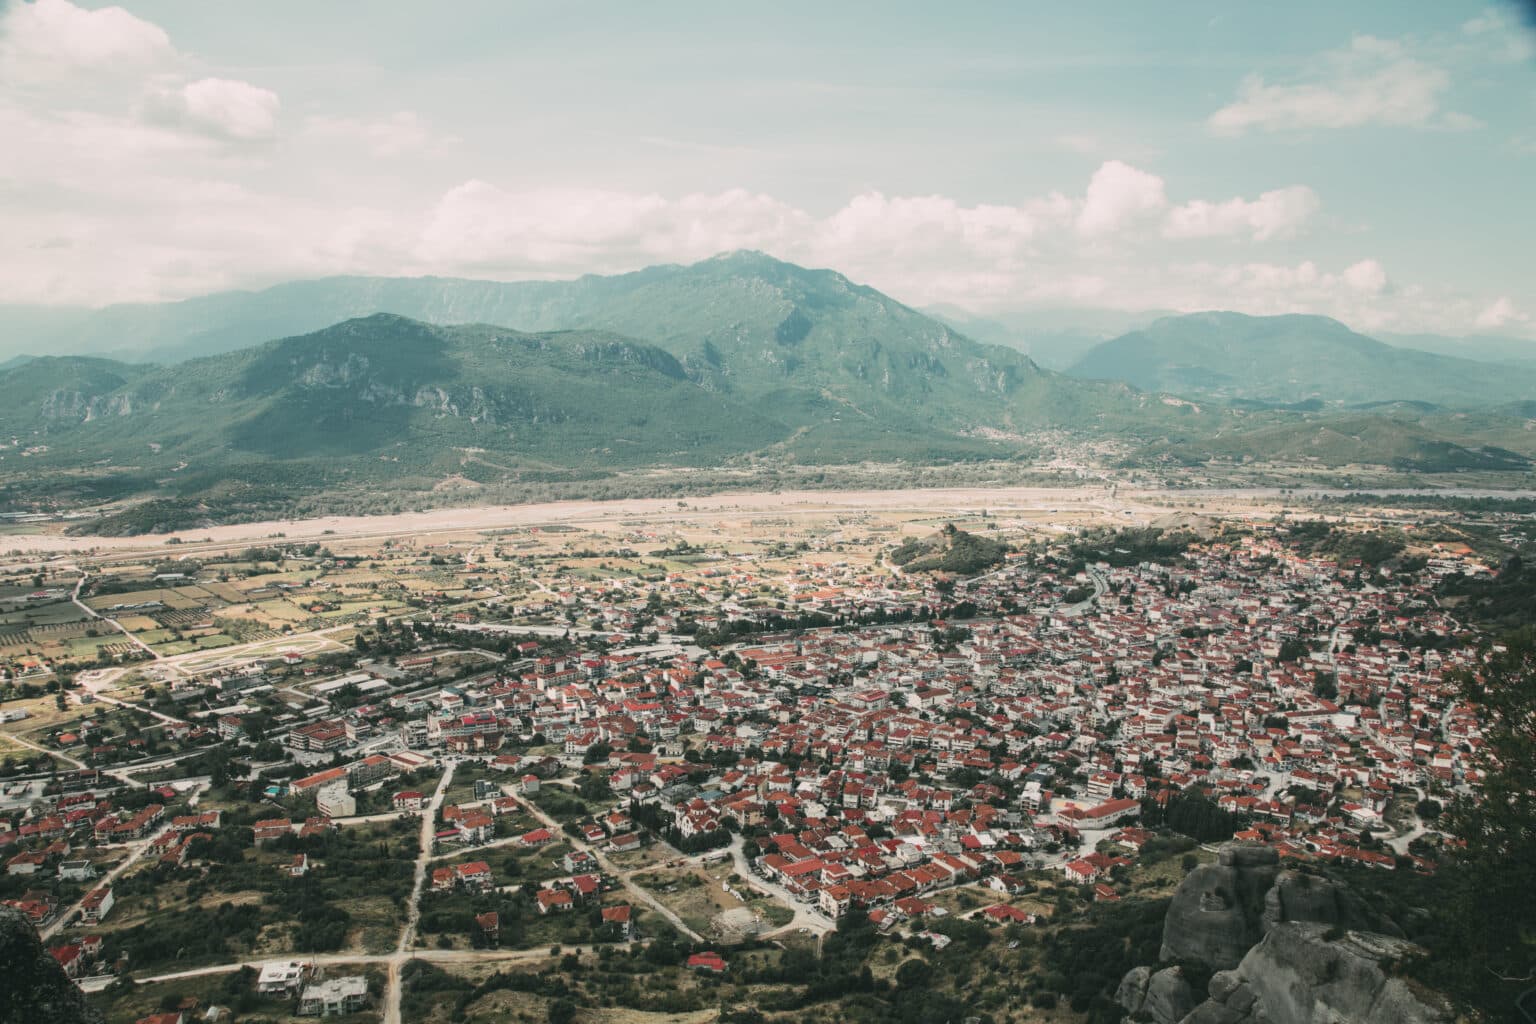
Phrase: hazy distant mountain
[
  {"left": 1380, "top": 331, "right": 1536, "bottom": 367},
  {"left": 1067, "top": 311, "right": 1536, "bottom": 407},
  {"left": 1, "top": 256, "right": 1223, "bottom": 512},
  {"left": 924, "top": 305, "right": 1168, "bottom": 371},
  {"left": 4, "top": 258, "right": 1533, "bottom": 523}
]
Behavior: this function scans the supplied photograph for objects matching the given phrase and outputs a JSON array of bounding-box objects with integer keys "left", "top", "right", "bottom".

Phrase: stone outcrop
[
  {"left": 0, "top": 904, "right": 104, "bottom": 1024},
  {"left": 1122, "top": 843, "right": 1451, "bottom": 1024},
  {"left": 1261, "top": 868, "right": 1401, "bottom": 939},
  {"left": 1159, "top": 843, "right": 1281, "bottom": 971},
  {"left": 1179, "top": 923, "right": 1451, "bottom": 1024},
  {"left": 1116, "top": 965, "right": 1197, "bottom": 1024}
]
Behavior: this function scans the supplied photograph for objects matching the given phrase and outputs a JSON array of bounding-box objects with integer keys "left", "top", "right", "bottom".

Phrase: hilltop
[{"left": 889, "top": 523, "right": 1009, "bottom": 575}]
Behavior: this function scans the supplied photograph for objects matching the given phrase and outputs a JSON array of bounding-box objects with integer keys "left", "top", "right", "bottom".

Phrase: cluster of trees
[
  {"left": 1283, "top": 521, "right": 1406, "bottom": 568},
  {"left": 1141, "top": 788, "right": 1238, "bottom": 843},
  {"left": 1038, "top": 896, "right": 1171, "bottom": 1021},
  {"left": 1068, "top": 526, "right": 1200, "bottom": 568},
  {"left": 889, "top": 523, "right": 1008, "bottom": 575}
]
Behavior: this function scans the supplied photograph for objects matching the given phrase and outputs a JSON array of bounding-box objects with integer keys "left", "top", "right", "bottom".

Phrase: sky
[{"left": 1, "top": 0, "right": 1533, "bottom": 335}]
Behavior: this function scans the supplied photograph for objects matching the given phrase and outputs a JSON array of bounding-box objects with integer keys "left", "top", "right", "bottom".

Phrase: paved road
[
  {"left": 43, "top": 781, "right": 209, "bottom": 942},
  {"left": 71, "top": 573, "right": 160, "bottom": 661},
  {"left": 518, "top": 794, "right": 705, "bottom": 943},
  {"left": 77, "top": 942, "right": 632, "bottom": 994},
  {"left": 3, "top": 730, "right": 87, "bottom": 771},
  {"left": 383, "top": 761, "right": 457, "bottom": 1024},
  {"left": 704, "top": 833, "right": 835, "bottom": 936}
]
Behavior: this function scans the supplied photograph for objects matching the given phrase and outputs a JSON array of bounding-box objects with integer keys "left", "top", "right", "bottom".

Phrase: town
[{"left": 0, "top": 487, "right": 1520, "bottom": 1024}]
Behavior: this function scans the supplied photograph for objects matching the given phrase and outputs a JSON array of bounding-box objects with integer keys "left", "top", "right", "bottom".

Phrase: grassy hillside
[{"left": 1143, "top": 413, "right": 1533, "bottom": 472}]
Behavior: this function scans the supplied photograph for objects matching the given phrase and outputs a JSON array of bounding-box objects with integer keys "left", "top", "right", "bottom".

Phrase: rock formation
[
  {"left": 1160, "top": 843, "right": 1281, "bottom": 970},
  {"left": 1180, "top": 923, "right": 1451, "bottom": 1024},
  {"left": 1121, "top": 843, "right": 1450, "bottom": 1024},
  {"left": 0, "top": 904, "right": 104, "bottom": 1024},
  {"left": 1117, "top": 965, "right": 1198, "bottom": 1024},
  {"left": 1159, "top": 843, "right": 1400, "bottom": 972}
]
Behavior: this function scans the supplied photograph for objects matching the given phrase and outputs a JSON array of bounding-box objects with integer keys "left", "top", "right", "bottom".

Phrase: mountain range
[
  {"left": 1, "top": 253, "right": 1532, "bottom": 523},
  {"left": 1065, "top": 311, "right": 1536, "bottom": 407}
]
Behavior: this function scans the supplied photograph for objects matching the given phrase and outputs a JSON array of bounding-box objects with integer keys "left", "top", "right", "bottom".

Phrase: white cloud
[
  {"left": 1343, "top": 258, "right": 1389, "bottom": 294},
  {"left": 142, "top": 77, "right": 280, "bottom": 141},
  {"left": 1077, "top": 160, "right": 1167, "bottom": 236},
  {"left": 416, "top": 183, "right": 807, "bottom": 273},
  {"left": 1163, "top": 185, "right": 1320, "bottom": 241},
  {"left": 0, "top": 0, "right": 171, "bottom": 79},
  {"left": 1475, "top": 296, "right": 1529, "bottom": 330},
  {"left": 1209, "top": 35, "right": 1462, "bottom": 134}
]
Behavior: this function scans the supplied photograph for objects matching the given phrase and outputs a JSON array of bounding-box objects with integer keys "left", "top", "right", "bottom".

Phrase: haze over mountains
[
  {"left": 1066, "top": 311, "right": 1536, "bottom": 407},
  {"left": 1, "top": 252, "right": 1534, "bottom": 524},
  {"left": 0, "top": 255, "right": 1198, "bottom": 512}
]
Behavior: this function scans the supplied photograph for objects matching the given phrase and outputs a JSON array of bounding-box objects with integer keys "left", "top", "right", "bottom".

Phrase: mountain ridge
[{"left": 1066, "top": 310, "right": 1536, "bottom": 407}]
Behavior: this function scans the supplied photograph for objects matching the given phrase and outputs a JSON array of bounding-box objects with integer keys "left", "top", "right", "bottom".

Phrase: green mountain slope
[
  {"left": 2, "top": 316, "right": 797, "bottom": 473},
  {"left": 61, "top": 253, "right": 1211, "bottom": 443},
  {"left": 1067, "top": 311, "right": 1536, "bottom": 407},
  {"left": 1145, "top": 413, "right": 1533, "bottom": 472}
]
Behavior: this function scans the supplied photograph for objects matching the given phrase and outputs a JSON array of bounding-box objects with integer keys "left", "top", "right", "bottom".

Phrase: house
[
  {"left": 51, "top": 942, "right": 84, "bottom": 979},
  {"left": 392, "top": 791, "right": 425, "bottom": 812},
  {"left": 686, "top": 951, "right": 728, "bottom": 973},
  {"left": 563, "top": 849, "right": 598, "bottom": 874},
  {"left": 455, "top": 861, "right": 493, "bottom": 891},
  {"left": 519, "top": 828, "right": 554, "bottom": 848},
  {"left": 290, "top": 854, "right": 310, "bottom": 877},
  {"left": 432, "top": 867, "right": 456, "bottom": 892},
  {"left": 980, "top": 904, "right": 1035, "bottom": 926},
  {"left": 134, "top": 1014, "right": 185, "bottom": 1024},
  {"left": 297, "top": 976, "right": 368, "bottom": 1017},
  {"left": 475, "top": 911, "right": 499, "bottom": 942},
  {"left": 819, "top": 884, "right": 852, "bottom": 918},
  {"left": 79, "top": 886, "right": 114, "bottom": 924},
  {"left": 457, "top": 812, "right": 493, "bottom": 845},
  {"left": 536, "top": 888, "right": 574, "bottom": 914},
  {"left": 253, "top": 818, "right": 292, "bottom": 844},
  {"left": 601, "top": 904, "right": 632, "bottom": 939},
  {"left": 6, "top": 850, "right": 45, "bottom": 875},
  {"left": 256, "top": 960, "right": 312, "bottom": 996}
]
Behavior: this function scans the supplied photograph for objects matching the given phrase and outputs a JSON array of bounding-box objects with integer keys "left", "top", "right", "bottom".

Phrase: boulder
[
  {"left": 1116, "top": 965, "right": 1195, "bottom": 1024},
  {"left": 1145, "top": 966, "right": 1197, "bottom": 1023},
  {"left": 1233, "top": 922, "right": 1450, "bottom": 1024},
  {"left": 1116, "top": 964, "right": 1151, "bottom": 1014},
  {"left": 1177, "top": 922, "right": 1452, "bottom": 1024},
  {"left": 1261, "top": 869, "right": 1401, "bottom": 937},
  {"left": 1160, "top": 843, "right": 1280, "bottom": 970}
]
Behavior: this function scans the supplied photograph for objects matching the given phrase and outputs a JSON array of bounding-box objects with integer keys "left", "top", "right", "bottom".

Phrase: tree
[
  {"left": 1430, "top": 630, "right": 1536, "bottom": 1016},
  {"left": 895, "top": 957, "right": 933, "bottom": 990},
  {"left": 548, "top": 997, "right": 577, "bottom": 1024}
]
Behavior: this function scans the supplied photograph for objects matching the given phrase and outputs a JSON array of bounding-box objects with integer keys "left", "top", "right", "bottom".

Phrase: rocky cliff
[
  {"left": 0, "top": 904, "right": 104, "bottom": 1024},
  {"left": 1118, "top": 843, "right": 1450, "bottom": 1024}
]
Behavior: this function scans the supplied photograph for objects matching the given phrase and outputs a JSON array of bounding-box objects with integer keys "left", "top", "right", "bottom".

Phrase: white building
[
  {"left": 298, "top": 976, "right": 369, "bottom": 1017},
  {"left": 257, "top": 960, "right": 312, "bottom": 996}
]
